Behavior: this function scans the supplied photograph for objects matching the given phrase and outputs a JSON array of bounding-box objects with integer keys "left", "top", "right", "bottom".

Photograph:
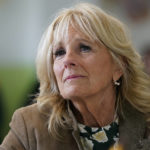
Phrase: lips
[{"left": 64, "top": 75, "right": 85, "bottom": 82}]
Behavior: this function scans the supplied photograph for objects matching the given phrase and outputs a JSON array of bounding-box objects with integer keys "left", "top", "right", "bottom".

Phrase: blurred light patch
[{"left": 109, "top": 144, "right": 124, "bottom": 150}]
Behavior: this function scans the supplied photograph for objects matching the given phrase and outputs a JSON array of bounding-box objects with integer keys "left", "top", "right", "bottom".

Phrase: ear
[{"left": 113, "top": 66, "right": 123, "bottom": 82}]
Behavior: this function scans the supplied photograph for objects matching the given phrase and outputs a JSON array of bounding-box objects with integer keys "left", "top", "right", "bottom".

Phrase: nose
[{"left": 63, "top": 50, "right": 77, "bottom": 68}]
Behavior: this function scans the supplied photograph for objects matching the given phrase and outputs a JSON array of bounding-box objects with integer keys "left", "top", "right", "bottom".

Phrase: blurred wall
[{"left": 0, "top": 0, "right": 150, "bottom": 142}]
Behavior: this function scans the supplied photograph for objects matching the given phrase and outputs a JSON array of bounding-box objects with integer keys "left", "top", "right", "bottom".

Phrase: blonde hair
[{"left": 36, "top": 3, "right": 150, "bottom": 137}]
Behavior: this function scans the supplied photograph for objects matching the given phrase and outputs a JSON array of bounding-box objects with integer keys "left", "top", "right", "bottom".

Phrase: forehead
[{"left": 52, "top": 25, "right": 93, "bottom": 47}]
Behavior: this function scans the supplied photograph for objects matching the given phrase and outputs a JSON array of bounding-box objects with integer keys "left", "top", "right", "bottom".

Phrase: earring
[{"left": 114, "top": 80, "right": 120, "bottom": 86}]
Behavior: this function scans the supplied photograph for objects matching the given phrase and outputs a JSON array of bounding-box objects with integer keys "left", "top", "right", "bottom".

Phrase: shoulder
[
  {"left": 10, "top": 103, "right": 49, "bottom": 131},
  {"left": 3, "top": 103, "right": 51, "bottom": 150},
  {"left": 119, "top": 101, "right": 150, "bottom": 150},
  {"left": 14, "top": 103, "right": 41, "bottom": 115},
  {"left": 13, "top": 103, "right": 46, "bottom": 119}
]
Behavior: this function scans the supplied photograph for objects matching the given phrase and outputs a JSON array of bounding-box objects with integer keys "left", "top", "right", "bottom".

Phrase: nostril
[{"left": 64, "top": 62, "right": 76, "bottom": 68}]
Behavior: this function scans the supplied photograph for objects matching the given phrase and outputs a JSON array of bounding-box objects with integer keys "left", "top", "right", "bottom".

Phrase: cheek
[
  {"left": 91, "top": 61, "right": 114, "bottom": 82},
  {"left": 53, "top": 63, "right": 63, "bottom": 83}
]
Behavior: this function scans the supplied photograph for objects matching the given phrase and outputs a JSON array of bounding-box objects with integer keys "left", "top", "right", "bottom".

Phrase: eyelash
[
  {"left": 53, "top": 43, "right": 91, "bottom": 58},
  {"left": 54, "top": 48, "right": 66, "bottom": 58},
  {"left": 80, "top": 44, "right": 91, "bottom": 52}
]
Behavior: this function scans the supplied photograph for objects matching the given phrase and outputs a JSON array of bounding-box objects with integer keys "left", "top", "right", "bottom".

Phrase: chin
[
  {"left": 61, "top": 91, "right": 82, "bottom": 100},
  {"left": 60, "top": 86, "right": 88, "bottom": 100}
]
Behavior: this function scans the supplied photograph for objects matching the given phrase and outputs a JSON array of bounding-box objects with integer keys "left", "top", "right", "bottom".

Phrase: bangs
[{"left": 52, "top": 10, "right": 100, "bottom": 47}]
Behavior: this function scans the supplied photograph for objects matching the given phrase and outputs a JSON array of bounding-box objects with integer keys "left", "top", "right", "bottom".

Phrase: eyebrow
[
  {"left": 73, "top": 37, "right": 91, "bottom": 43},
  {"left": 52, "top": 37, "right": 93, "bottom": 50}
]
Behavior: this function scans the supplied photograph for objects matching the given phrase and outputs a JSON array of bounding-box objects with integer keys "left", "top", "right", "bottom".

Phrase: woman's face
[{"left": 53, "top": 27, "right": 122, "bottom": 100}]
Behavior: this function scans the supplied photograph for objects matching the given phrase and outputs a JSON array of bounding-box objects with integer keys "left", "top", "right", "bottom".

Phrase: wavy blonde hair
[{"left": 36, "top": 3, "right": 150, "bottom": 137}]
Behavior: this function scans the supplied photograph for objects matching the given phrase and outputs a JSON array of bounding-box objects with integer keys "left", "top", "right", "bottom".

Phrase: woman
[{"left": 1, "top": 2, "right": 150, "bottom": 150}]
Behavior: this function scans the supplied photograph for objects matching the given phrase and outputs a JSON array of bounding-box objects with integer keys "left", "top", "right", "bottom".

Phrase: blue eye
[
  {"left": 80, "top": 44, "right": 91, "bottom": 52},
  {"left": 54, "top": 49, "right": 66, "bottom": 58}
]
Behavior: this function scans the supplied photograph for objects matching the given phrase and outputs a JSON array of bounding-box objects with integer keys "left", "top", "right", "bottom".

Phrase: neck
[{"left": 71, "top": 86, "right": 116, "bottom": 127}]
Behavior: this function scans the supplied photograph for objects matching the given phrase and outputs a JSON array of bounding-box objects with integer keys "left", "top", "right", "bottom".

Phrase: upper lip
[{"left": 64, "top": 74, "right": 85, "bottom": 82}]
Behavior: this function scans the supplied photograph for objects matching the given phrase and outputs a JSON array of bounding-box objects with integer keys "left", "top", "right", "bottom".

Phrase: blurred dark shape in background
[
  {"left": 123, "top": 0, "right": 149, "bottom": 22},
  {"left": 101, "top": 0, "right": 150, "bottom": 22},
  {"left": 24, "top": 81, "right": 40, "bottom": 106},
  {"left": 142, "top": 45, "right": 150, "bottom": 75}
]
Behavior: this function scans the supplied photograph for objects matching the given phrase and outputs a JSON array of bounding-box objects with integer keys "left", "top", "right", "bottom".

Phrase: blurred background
[{"left": 0, "top": 0, "right": 150, "bottom": 142}]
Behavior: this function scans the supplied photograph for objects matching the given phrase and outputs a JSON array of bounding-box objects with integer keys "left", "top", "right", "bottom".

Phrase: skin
[{"left": 53, "top": 26, "right": 123, "bottom": 127}]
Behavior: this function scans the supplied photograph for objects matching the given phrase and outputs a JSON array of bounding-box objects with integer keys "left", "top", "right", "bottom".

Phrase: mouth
[{"left": 64, "top": 75, "right": 85, "bottom": 82}]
